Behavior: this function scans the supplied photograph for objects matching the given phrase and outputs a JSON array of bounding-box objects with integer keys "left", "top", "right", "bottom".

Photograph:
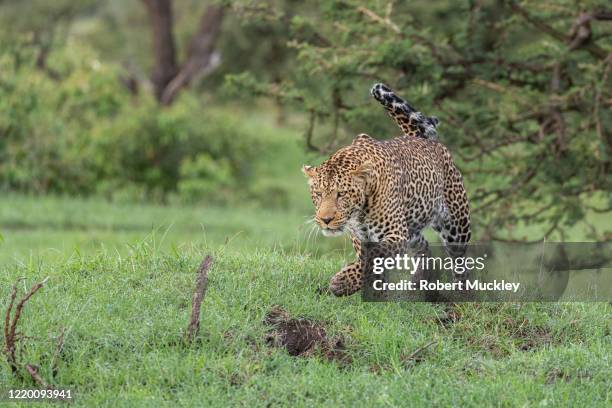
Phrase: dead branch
[
  {"left": 8, "top": 278, "right": 49, "bottom": 349},
  {"left": 142, "top": 0, "right": 225, "bottom": 105},
  {"left": 160, "top": 6, "right": 225, "bottom": 105},
  {"left": 25, "top": 364, "right": 54, "bottom": 390},
  {"left": 3, "top": 279, "right": 22, "bottom": 373},
  {"left": 185, "top": 255, "right": 213, "bottom": 343},
  {"left": 25, "top": 364, "right": 55, "bottom": 390},
  {"left": 4, "top": 277, "right": 49, "bottom": 376}
]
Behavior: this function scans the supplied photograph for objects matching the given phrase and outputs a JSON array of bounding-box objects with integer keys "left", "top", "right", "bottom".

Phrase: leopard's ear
[
  {"left": 351, "top": 161, "right": 374, "bottom": 183},
  {"left": 302, "top": 165, "right": 316, "bottom": 178}
]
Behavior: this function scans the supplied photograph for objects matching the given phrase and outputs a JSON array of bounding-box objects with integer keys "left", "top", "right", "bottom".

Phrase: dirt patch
[{"left": 263, "top": 306, "right": 351, "bottom": 365}]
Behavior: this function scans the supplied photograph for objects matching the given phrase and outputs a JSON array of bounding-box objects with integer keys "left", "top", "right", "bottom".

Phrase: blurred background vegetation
[{"left": 0, "top": 0, "right": 610, "bottom": 244}]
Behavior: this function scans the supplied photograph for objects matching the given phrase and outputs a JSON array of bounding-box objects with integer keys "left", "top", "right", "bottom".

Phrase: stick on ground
[{"left": 185, "top": 255, "right": 213, "bottom": 343}]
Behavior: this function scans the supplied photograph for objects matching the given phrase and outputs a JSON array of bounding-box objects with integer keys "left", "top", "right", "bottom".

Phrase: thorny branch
[{"left": 4, "top": 277, "right": 56, "bottom": 389}]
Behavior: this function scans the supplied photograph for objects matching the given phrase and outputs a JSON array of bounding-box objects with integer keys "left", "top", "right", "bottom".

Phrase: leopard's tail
[{"left": 371, "top": 83, "right": 439, "bottom": 140}]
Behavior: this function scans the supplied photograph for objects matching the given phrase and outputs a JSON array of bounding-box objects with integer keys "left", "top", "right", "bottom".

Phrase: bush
[
  {"left": 176, "top": 154, "right": 234, "bottom": 204},
  {"left": 92, "top": 94, "right": 262, "bottom": 203},
  {"left": 248, "top": 182, "right": 290, "bottom": 209},
  {"left": 0, "top": 42, "right": 262, "bottom": 204}
]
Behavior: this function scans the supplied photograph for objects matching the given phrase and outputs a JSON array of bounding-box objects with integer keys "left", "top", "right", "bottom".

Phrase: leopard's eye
[
  {"left": 313, "top": 191, "right": 322, "bottom": 198},
  {"left": 337, "top": 191, "right": 347, "bottom": 198}
]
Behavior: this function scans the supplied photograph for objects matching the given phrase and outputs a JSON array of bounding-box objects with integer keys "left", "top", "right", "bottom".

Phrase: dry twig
[
  {"left": 185, "top": 255, "right": 213, "bottom": 343},
  {"left": 402, "top": 340, "right": 438, "bottom": 363},
  {"left": 4, "top": 277, "right": 49, "bottom": 374}
]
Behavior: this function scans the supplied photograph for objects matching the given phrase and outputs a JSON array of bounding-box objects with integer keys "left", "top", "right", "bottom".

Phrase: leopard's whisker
[{"left": 307, "top": 222, "right": 318, "bottom": 247}]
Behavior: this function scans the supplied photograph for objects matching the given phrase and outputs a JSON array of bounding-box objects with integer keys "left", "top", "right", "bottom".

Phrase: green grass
[
  {"left": 0, "top": 195, "right": 611, "bottom": 407},
  {"left": 0, "top": 193, "right": 357, "bottom": 266}
]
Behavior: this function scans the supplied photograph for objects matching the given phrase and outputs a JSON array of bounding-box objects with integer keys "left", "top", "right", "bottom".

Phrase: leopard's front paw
[{"left": 330, "top": 268, "right": 363, "bottom": 297}]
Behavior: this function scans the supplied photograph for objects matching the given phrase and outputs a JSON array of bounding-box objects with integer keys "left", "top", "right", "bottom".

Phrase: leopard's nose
[{"left": 321, "top": 216, "right": 334, "bottom": 225}]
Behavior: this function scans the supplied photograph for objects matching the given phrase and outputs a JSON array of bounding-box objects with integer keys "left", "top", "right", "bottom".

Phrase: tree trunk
[
  {"left": 142, "top": 0, "right": 178, "bottom": 100},
  {"left": 142, "top": 0, "right": 224, "bottom": 105}
]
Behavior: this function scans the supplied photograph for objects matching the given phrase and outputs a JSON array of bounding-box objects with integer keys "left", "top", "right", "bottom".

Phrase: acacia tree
[
  {"left": 229, "top": 0, "right": 611, "bottom": 242},
  {"left": 142, "top": 0, "right": 225, "bottom": 105}
]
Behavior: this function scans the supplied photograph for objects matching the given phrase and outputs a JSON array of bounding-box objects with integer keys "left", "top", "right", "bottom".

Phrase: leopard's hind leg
[{"left": 433, "top": 156, "right": 471, "bottom": 280}]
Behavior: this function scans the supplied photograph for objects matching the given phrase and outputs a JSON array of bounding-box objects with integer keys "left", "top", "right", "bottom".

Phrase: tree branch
[
  {"left": 142, "top": 0, "right": 179, "bottom": 101},
  {"left": 510, "top": 2, "right": 608, "bottom": 60},
  {"left": 160, "top": 5, "right": 225, "bottom": 105}
]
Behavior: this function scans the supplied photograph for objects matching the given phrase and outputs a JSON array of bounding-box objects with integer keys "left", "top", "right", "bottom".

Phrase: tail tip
[{"left": 370, "top": 83, "right": 390, "bottom": 98}]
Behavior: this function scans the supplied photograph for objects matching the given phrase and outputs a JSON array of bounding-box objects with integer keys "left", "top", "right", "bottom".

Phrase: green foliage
[
  {"left": 92, "top": 95, "right": 263, "bottom": 203},
  {"left": 248, "top": 182, "right": 291, "bottom": 209},
  {"left": 0, "top": 40, "right": 124, "bottom": 194},
  {"left": 1, "top": 0, "right": 610, "bottom": 232},
  {"left": 177, "top": 154, "right": 235, "bottom": 203},
  {"left": 0, "top": 42, "right": 262, "bottom": 204},
  {"left": 229, "top": 0, "right": 612, "bottom": 241}
]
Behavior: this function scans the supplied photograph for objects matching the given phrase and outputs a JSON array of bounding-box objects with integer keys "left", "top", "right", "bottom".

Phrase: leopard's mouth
[
  {"left": 321, "top": 227, "right": 344, "bottom": 237},
  {"left": 319, "top": 220, "right": 347, "bottom": 236}
]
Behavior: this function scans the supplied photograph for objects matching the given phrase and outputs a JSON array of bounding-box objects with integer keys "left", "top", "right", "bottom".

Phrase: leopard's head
[{"left": 302, "top": 152, "right": 372, "bottom": 237}]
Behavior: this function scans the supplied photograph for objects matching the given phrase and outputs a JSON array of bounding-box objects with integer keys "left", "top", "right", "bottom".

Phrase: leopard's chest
[{"left": 347, "top": 211, "right": 398, "bottom": 243}]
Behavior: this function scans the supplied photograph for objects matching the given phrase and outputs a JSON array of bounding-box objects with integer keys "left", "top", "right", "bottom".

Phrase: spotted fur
[
  {"left": 303, "top": 86, "right": 470, "bottom": 297},
  {"left": 371, "top": 83, "right": 439, "bottom": 139}
]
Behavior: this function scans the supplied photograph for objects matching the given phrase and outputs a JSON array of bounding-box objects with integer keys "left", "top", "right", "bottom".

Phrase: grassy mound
[{"left": 1, "top": 241, "right": 610, "bottom": 406}]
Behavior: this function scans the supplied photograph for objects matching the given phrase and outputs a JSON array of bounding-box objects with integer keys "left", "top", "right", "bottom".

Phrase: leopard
[{"left": 302, "top": 83, "right": 471, "bottom": 297}]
